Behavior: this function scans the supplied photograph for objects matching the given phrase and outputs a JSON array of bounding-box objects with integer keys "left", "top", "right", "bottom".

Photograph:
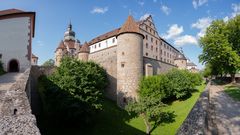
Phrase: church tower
[
  {"left": 116, "top": 15, "right": 144, "bottom": 107},
  {"left": 78, "top": 42, "right": 89, "bottom": 61}
]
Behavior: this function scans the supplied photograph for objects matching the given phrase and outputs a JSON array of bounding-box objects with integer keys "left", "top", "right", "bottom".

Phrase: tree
[
  {"left": 199, "top": 19, "right": 240, "bottom": 82},
  {"left": 126, "top": 95, "right": 166, "bottom": 135},
  {"left": 42, "top": 59, "right": 55, "bottom": 66},
  {"left": 39, "top": 57, "right": 107, "bottom": 125}
]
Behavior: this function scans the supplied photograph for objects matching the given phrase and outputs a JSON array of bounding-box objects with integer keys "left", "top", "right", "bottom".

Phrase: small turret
[
  {"left": 78, "top": 42, "right": 90, "bottom": 61},
  {"left": 64, "top": 22, "right": 76, "bottom": 41},
  {"left": 55, "top": 40, "right": 66, "bottom": 66}
]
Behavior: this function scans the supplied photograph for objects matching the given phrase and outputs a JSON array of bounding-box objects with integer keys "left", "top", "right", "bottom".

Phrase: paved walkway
[
  {"left": 0, "top": 73, "right": 22, "bottom": 90},
  {"left": 209, "top": 84, "right": 240, "bottom": 135}
]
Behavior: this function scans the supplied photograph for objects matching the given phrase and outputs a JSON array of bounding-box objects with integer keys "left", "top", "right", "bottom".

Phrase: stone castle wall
[
  {"left": 89, "top": 46, "right": 117, "bottom": 100},
  {"left": 143, "top": 57, "right": 177, "bottom": 75},
  {"left": 0, "top": 69, "right": 41, "bottom": 135}
]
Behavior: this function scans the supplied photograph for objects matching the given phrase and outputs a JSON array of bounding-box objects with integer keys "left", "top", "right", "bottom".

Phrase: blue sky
[{"left": 1, "top": 0, "right": 240, "bottom": 69}]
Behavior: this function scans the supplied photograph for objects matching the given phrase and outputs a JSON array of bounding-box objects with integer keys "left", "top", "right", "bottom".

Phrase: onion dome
[
  {"left": 118, "top": 15, "right": 144, "bottom": 38},
  {"left": 79, "top": 42, "right": 90, "bottom": 53},
  {"left": 64, "top": 22, "right": 75, "bottom": 40}
]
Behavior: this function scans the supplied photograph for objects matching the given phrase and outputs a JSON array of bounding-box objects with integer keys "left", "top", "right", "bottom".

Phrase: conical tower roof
[
  {"left": 79, "top": 42, "right": 90, "bottom": 53},
  {"left": 118, "top": 15, "right": 143, "bottom": 37}
]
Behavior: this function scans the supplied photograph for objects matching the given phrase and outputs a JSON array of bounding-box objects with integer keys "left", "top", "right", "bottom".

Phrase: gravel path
[
  {"left": 209, "top": 84, "right": 240, "bottom": 135},
  {"left": 0, "top": 73, "right": 22, "bottom": 90}
]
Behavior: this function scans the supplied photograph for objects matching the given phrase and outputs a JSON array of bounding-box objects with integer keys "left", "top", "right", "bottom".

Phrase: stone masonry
[{"left": 0, "top": 69, "right": 40, "bottom": 135}]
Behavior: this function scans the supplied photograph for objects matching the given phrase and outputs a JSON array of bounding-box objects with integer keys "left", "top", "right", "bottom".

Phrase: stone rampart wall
[{"left": 0, "top": 69, "right": 41, "bottom": 135}]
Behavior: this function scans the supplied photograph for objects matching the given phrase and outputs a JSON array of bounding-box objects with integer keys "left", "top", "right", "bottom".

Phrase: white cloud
[
  {"left": 192, "top": 0, "right": 208, "bottom": 9},
  {"left": 36, "top": 41, "right": 44, "bottom": 47},
  {"left": 161, "top": 5, "right": 171, "bottom": 15},
  {"left": 231, "top": 3, "right": 240, "bottom": 17},
  {"left": 222, "top": 3, "right": 240, "bottom": 22},
  {"left": 163, "top": 24, "right": 183, "bottom": 39},
  {"left": 91, "top": 7, "right": 108, "bottom": 14},
  {"left": 174, "top": 35, "right": 198, "bottom": 46},
  {"left": 138, "top": 1, "right": 144, "bottom": 6},
  {"left": 192, "top": 17, "right": 212, "bottom": 38},
  {"left": 140, "top": 13, "right": 151, "bottom": 20}
]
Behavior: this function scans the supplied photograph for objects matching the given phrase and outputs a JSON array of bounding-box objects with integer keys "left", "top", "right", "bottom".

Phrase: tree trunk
[
  {"left": 231, "top": 73, "right": 236, "bottom": 83},
  {"left": 141, "top": 113, "right": 151, "bottom": 135}
]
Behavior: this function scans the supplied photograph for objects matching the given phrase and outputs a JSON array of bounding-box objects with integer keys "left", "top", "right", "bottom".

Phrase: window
[
  {"left": 146, "top": 25, "right": 148, "bottom": 31},
  {"left": 156, "top": 56, "right": 158, "bottom": 59},
  {"left": 99, "top": 43, "right": 101, "bottom": 47},
  {"left": 0, "top": 54, "right": 2, "bottom": 59},
  {"left": 151, "top": 37, "right": 153, "bottom": 42},
  {"left": 112, "top": 38, "right": 115, "bottom": 43},
  {"left": 121, "top": 62, "right": 125, "bottom": 67},
  {"left": 95, "top": 45, "right": 96, "bottom": 48},
  {"left": 150, "top": 29, "right": 152, "bottom": 33},
  {"left": 156, "top": 48, "right": 158, "bottom": 52},
  {"left": 151, "top": 46, "right": 153, "bottom": 51},
  {"left": 164, "top": 44, "right": 166, "bottom": 48},
  {"left": 146, "top": 35, "right": 148, "bottom": 40},
  {"left": 146, "top": 53, "right": 148, "bottom": 56},
  {"left": 106, "top": 40, "right": 108, "bottom": 45},
  {"left": 164, "top": 51, "right": 166, "bottom": 56},
  {"left": 156, "top": 40, "right": 158, "bottom": 45},
  {"left": 146, "top": 43, "right": 148, "bottom": 48},
  {"left": 122, "top": 52, "right": 125, "bottom": 55}
]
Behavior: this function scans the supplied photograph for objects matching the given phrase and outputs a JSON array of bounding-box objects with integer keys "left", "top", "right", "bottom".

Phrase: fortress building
[
  {"left": 55, "top": 15, "right": 188, "bottom": 106},
  {"left": 0, "top": 9, "right": 35, "bottom": 72}
]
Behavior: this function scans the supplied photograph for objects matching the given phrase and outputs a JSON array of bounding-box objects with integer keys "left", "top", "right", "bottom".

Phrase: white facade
[
  {"left": 89, "top": 37, "right": 117, "bottom": 53},
  {"left": 0, "top": 17, "right": 31, "bottom": 72}
]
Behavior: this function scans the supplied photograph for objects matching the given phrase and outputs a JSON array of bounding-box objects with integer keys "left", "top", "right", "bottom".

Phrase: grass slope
[
  {"left": 225, "top": 85, "right": 240, "bottom": 101},
  {"left": 38, "top": 82, "right": 206, "bottom": 135},
  {"left": 90, "top": 83, "right": 206, "bottom": 135}
]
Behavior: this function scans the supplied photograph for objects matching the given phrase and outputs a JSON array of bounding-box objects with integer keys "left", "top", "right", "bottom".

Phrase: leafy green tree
[
  {"left": 126, "top": 96, "right": 166, "bottom": 135},
  {"left": 199, "top": 19, "right": 240, "bottom": 82},
  {"left": 42, "top": 59, "right": 55, "bottom": 66},
  {"left": 226, "top": 15, "right": 240, "bottom": 56},
  {"left": 39, "top": 57, "right": 107, "bottom": 125}
]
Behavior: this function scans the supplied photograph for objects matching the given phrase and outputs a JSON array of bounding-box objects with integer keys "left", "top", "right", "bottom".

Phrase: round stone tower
[
  {"left": 55, "top": 40, "right": 66, "bottom": 66},
  {"left": 78, "top": 42, "right": 89, "bottom": 61},
  {"left": 116, "top": 15, "right": 144, "bottom": 107}
]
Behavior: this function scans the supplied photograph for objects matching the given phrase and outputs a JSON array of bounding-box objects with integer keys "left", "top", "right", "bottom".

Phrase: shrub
[
  {"left": 138, "top": 69, "right": 203, "bottom": 100},
  {"left": 39, "top": 57, "right": 108, "bottom": 126}
]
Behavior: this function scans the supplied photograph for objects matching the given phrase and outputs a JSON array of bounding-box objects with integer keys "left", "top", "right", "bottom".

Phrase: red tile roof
[
  {"left": 88, "top": 28, "right": 120, "bottom": 45},
  {"left": 118, "top": 15, "right": 141, "bottom": 35},
  {"left": 0, "top": 9, "right": 24, "bottom": 16},
  {"left": 31, "top": 53, "right": 38, "bottom": 58},
  {"left": 80, "top": 42, "right": 90, "bottom": 53},
  {"left": 64, "top": 40, "right": 76, "bottom": 49}
]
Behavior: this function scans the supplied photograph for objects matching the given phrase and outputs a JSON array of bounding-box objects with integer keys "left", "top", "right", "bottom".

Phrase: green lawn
[
  {"left": 89, "top": 83, "right": 206, "bottom": 135},
  {"left": 38, "top": 83, "right": 206, "bottom": 135},
  {"left": 225, "top": 85, "right": 240, "bottom": 101}
]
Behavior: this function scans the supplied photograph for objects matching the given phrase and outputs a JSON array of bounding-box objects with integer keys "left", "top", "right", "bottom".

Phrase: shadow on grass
[
  {"left": 36, "top": 76, "right": 145, "bottom": 135},
  {"left": 225, "top": 86, "right": 240, "bottom": 101},
  {"left": 150, "top": 111, "right": 176, "bottom": 134}
]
